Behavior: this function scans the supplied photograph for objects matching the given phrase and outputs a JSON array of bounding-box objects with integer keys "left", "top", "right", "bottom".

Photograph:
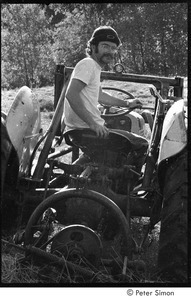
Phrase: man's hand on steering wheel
[{"left": 126, "top": 98, "right": 143, "bottom": 109}]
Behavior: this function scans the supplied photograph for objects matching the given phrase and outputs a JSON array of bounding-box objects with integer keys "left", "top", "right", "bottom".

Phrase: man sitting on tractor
[{"left": 62, "top": 25, "right": 142, "bottom": 138}]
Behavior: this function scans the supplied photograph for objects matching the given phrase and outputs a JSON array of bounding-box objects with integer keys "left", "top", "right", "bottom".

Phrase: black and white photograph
[{"left": 1, "top": 2, "right": 189, "bottom": 294}]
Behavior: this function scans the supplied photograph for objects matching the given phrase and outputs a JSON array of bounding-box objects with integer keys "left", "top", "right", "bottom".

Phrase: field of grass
[
  {"left": 1, "top": 80, "right": 154, "bottom": 126},
  {"left": 2, "top": 76, "right": 187, "bottom": 127},
  {"left": 1, "top": 78, "right": 187, "bottom": 285}
]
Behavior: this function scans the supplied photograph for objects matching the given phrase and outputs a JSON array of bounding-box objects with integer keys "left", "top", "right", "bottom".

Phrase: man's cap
[{"left": 89, "top": 26, "right": 121, "bottom": 47}]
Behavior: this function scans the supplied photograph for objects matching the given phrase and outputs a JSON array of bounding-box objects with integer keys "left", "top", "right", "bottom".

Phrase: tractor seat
[
  {"left": 109, "top": 128, "right": 148, "bottom": 150},
  {"left": 64, "top": 128, "right": 148, "bottom": 153}
]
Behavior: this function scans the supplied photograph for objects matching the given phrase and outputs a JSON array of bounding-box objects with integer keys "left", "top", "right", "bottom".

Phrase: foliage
[
  {"left": 1, "top": 4, "right": 55, "bottom": 89},
  {"left": 51, "top": 3, "right": 187, "bottom": 76},
  {"left": 1, "top": 3, "right": 188, "bottom": 89}
]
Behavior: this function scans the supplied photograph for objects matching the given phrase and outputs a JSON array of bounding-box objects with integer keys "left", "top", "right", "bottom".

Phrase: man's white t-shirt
[{"left": 63, "top": 57, "right": 105, "bottom": 130}]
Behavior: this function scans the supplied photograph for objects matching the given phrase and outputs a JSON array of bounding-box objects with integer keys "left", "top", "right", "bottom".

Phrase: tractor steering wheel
[{"left": 101, "top": 87, "right": 135, "bottom": 119}]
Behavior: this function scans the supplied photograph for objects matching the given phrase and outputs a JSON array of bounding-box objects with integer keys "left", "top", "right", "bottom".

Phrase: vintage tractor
[{"left": 1, "top": 65, "right": 187, "bottom": 283}]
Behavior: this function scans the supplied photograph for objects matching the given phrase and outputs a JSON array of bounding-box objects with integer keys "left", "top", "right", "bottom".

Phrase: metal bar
[
  {"left": 64, "top": 66, "right": 183, "bottom": 90},
  {"left": 141, "top": 88, "right": 166, "bottom": 188},
  {"left": 174, "top": 77, "right": 184, "bottom": 97},
  {"left": 54, "top": 65, "right": 65, "bottom": 110},
  {"left": 1, "top": 239, "right": 25, "bottom": 252},
  {"left": 72, "top": 146, "right": 79, "bottom": 162},
  {"left": 27, "top": 245, "right": 118, "bottom": 282},
  {"left": 32, "top": 76, "right": 70, "bottom": 180},
  {"left": 54, "top": 65, "right": 65, "bottom": 136},
  {"left": 43, "top": 160, "right": 54, "bottom": 200},
  {"left": 27, "top": 246, "right": 96, "bottom": 277},
  {"left": 47, "top": 147, "right": 73, "bottom": 160}
]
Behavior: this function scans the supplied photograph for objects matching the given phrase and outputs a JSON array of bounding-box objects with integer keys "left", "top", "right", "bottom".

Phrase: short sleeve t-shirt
[{"left": 63, "top": 57, "right": 105, "bottom": 130}]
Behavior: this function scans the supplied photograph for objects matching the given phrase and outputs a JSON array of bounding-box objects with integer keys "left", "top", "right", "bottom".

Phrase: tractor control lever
[{"left": 150, "top": 87, "right": 174, "bottom": 105}]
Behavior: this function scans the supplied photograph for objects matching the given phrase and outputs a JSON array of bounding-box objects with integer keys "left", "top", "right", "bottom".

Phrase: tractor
[{"left": 1, "top": 64, "right": 187, "bottom": 283}]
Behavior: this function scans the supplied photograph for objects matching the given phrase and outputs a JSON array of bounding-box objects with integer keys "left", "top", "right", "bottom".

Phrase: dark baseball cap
[{"left": 89, "top": 26, "right": 121, "bottom": 47}]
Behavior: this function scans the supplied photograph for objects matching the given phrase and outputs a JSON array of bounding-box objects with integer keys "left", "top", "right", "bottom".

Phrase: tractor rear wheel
[
  {"left": 157, "top": 148, "right": 188, "bottom": 282},
  {"left": 1, "top": 113, "right": 20, "bottom": 230},
  {"left": 1, "top": 113, "right": 12, "bottom": 192}
]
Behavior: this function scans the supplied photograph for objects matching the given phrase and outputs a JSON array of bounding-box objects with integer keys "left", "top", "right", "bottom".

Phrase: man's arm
[
  {"left": 66, "top": 78, "right": 109, "bottom": 137},
  {"left": 98, "top": 88, "right": 142, "bottom": 108}
]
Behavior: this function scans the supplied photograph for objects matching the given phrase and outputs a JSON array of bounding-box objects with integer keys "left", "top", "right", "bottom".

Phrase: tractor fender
[
  {"left": 158, "top": 99, "right": 187, "bottom": 166},
  {"left": 6, "top": 86, "right": 41, "bottom": 176}
]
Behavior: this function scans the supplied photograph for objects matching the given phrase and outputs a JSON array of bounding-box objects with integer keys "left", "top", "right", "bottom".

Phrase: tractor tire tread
[{"left": 157, "top": 149, "right": 188, "bottom": 283}]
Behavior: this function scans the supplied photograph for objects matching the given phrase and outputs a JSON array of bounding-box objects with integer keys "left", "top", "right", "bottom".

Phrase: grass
[
  {"left": 1, "top": 216, "right": 161, "bottom": 284},
  {"left": 1, "top": 81, "right": 154, "bottom": 112},
  {"left": 1, "top": 77, "right": 187, "bottom": 285},
  {"left": 2, "top": 253, "right": 40, "bottom": 283},
  {"left": 1, "top": 218, "right": 161, "bottom": 284},
  {"left": 1, "top": 81, "right": 154, "bottom": 135}
]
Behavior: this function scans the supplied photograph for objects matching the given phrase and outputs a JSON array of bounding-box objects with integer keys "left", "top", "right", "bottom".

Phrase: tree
[
  {"left": 52, "top": 3, "right": 187, "bottom": 76},
  {"left": 141, "top": 3, "right": 187, "bottom": 76},
  {"left": 1, "top": 4, "right": 55, "bottom": 88},
  {"left": 1, "top": 3, "right": 187, "bottom": 89}
]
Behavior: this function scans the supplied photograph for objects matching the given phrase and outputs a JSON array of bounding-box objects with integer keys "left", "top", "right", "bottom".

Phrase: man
[{"left": 63, "top": 25, "right": 142, "bottom": 138}]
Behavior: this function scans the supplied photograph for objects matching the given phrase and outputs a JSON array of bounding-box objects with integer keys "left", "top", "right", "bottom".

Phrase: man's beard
[
  {"left": 99, "top": 53, "right": 114, "bottom": 65},
  {"left": 94, "top": 46, "right": 114, "bottom": 66}
]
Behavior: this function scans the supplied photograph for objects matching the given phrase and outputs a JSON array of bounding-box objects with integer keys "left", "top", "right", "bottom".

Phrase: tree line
[{"left": 1, "top": 3, "right": 187, "bottom": 89}]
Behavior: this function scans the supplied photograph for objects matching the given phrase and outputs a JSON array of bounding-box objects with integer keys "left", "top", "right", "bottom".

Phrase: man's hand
[
  {"left": 127, "top": 98, "right": 143, "bottom": 109},
  {"left": 90, "top": 123, "right": 109, "bottom": 138}
]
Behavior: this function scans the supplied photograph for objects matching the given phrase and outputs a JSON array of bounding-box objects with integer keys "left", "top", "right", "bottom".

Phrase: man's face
[{"left": 93, "top": 41, "right": 118, "bottom": 66}]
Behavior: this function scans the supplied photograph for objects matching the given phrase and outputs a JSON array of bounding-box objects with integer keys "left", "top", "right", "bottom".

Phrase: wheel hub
[{"left": 50, "top": 224, "right": 103, "bottom": 266}]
